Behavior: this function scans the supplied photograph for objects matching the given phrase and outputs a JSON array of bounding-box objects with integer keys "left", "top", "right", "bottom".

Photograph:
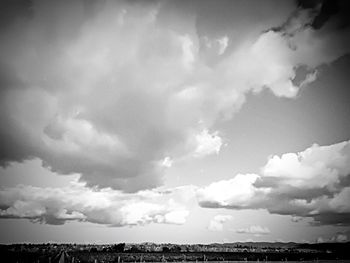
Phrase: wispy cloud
[{"left": 235, "top": 225, "right": 271, "bottom": 236}]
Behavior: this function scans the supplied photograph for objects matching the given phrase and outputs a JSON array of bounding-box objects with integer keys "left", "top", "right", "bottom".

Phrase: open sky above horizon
[{"left": 0, "top": 0, "right": 350, "bottom": 244}]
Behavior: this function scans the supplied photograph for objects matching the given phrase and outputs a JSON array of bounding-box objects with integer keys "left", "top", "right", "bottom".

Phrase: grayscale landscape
[{"left": 0, "top": 0, "right": 349, "bottom": 262}]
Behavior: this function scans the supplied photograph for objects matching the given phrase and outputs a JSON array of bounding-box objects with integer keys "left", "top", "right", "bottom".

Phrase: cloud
[
  {"left": 317, "top": 232, "right": 348, "bottom": 243},
  {"left": 161, "top": 157, "right": 173, "bottom": 168},
  {"left": 207, "top": 214, "right": 233, "bottom": 232},
  {"left": 291, "top": 215, "right": 303, "bottom": 223},
  {"left": 0, "top": 0, "right": 219, "bottom": 192},
  {"left": 316, "top": 237, "right": 326, "bottom": 243},
  {"left": 330, "top": 233, "right": 348, "bottom": 243},
  {"left": 0, "top": 183, "right": 195, "bottom": 226},
  {"left": 197, "top": 174, "right": 267, "bottom": 209},
  {"left": 198, "top": 140, "right": 350, "bottom": 225},
  {"left": 299, "top": 70, "right": 318, "bottom": 88},
  {"left": 236, "top": 225, "right": 271, "bottom": 236},
  {"left": 0, "top": 0, "right": 349, "bottom": 192},
  {"left": 194, "top": 129, "right": 223, "bottom": 157},
  {"left": 217, "top": 36, "right": 229, "bottom": 55},
  {"left": 200, "top": 35, "right": 229, "bottom": 56}
]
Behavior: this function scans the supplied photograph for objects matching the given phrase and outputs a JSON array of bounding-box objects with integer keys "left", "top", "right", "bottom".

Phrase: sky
[{"left": 0, "top": 0, "right": 350, "bottom": 244}]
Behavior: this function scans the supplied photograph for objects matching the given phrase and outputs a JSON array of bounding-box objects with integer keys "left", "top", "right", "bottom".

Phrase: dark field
[
  {"left": 1, "top": 251, "right": 350, "bottom": 263},
  {"left": 2, "top": 242, "right": 349, "bottom": 263},
  {"left": 72, "top": 251, "right": 350, "bottom": 262}
]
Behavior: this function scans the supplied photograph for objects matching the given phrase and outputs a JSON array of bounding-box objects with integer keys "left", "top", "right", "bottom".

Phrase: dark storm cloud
[
  {"left": 0, "top": 0, "right": 33, "bottom": 28},
  {"left": 297, "top": 0, "right": 350, "bottom": 30},
  {"left": 271, "top": 0, "right": 350, "bottom": 50}
]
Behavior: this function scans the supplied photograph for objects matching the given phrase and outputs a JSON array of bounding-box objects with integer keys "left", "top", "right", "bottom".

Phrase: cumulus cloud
[
  {"left": 194, "top": 129, "right": 223, "bottom": 157},
  {"left": 198, "top": 140, "right": 350, "bottom": 225},
  {"left": 0, "top": 0, "right": 219, "bottom": 192},
  {"left": 197, "top": 174, "right": 267, "bottom": 209},
  {"left": 291, "top": 215, "right": 303, "bottom": 223},
  {"left": 161, "top": 157, "right": 173, "bottom": 168},
  {"left": 207, "top": 214, "right": 232, "bottom": 231},
  {"left": 0, "top": 0, "right": 349, "bottom": 192},
  {"left": 236, "top": 225, "right": 271, "bottom": 236},
  {"left": 317, "top": 232, "right": 348, "bottom": 243},
  {"left": 330, "top": 233, "right": 348, "bottom": 243},
  {"left": 0, "top": 183, "right": 195, "bottom": 226}
]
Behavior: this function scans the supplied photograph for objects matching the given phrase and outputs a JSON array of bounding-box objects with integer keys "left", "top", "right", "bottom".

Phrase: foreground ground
[{"left": 1, "top": 242, "right": 349, "bottom": 262}]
